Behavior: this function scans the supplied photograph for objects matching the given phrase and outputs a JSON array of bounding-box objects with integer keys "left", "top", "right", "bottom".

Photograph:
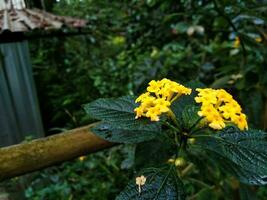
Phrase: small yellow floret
[
  {"left": 134, "top": 79, "right": 192, "bottom": 121},
  {"left": 233, "top": 113, "right": 248, "bottom": 130},
  {"left": 195, "top": 88, "right": 248, "bottom": 131},
  {"left": 146, "top": 106, "right": 161, "bottom": 121},
  {"left": 147, "top": 80, "right": 161, "bottom": 93},
  {"left": 135, "top": 92, "right": 153, "bottom": 103}
]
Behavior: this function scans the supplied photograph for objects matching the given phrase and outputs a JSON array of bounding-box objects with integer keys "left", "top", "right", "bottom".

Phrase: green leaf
[
  {"left": 240, "top": 90, "right": 263, "bottom": 128},
  {"left": 188, "top": 146, "right": 266, "bottom": 185},
  {"left": 181, "top": 105, "right": 201, "bottom": 131},
  {"left": 135, "top": 139, "right": 175, "bottom": 170},
  {"left": 92, "top": 122, "right": 161, "bottom": 144},
  {"left": 85, "top": 96, "right": 162, "bottom": 143},
  {"left": 116, "top": 167, "right": 185, "bottom": 200},
  {"left": 171, "top": 81, "right": 205, "bottom": 114},
  {"left": 207, "top": 149, "right": 267, "bottom": 185},
  {"left": 210, "top": 76, "right": 231, "bottom": 88},
  {"left": 84, "top": 96, "right": 138, "bottom": 127},
  {"left": 171, "top": 81, "right": 204, "bottom": 128},
  {"left": 195, "top": 127, "right": 267, "bottom": 185},
  {"left": 171, "top": 95, "right": 193, "bottom": 125}
]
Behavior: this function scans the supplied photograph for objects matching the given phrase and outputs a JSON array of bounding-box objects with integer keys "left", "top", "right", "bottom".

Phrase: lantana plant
[{"left": 84, "top": 79, "right": 267, "bottom": 199}]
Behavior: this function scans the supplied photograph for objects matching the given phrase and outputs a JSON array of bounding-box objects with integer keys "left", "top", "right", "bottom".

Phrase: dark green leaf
[
  {"left": 85, "top": 96, "right": 162, "bottom": 143},
  {"left": 207, "top": 149, "right": 267, "bottom": 185},
  {"left": 210, "top": 76, "right": 231, "bottom": 88},
  {"left": 116, "top": 167, "right": 185, "bottom": 200},
  {"left": 171, "top": 81, "right": 204, "bottom": 129},
  {"left": 84, "top": 96, "right": 138, "bottom": 127},
  {"left": 91, "top": 122, "right": 161, "bottom": 144},
  {"left": 135, "top": 139, "right": 175, "bottom": 170},
  {"left": 195, "top": 127, "right": 267, "bottom": 185},
  {"left": 240, "top": 90, "right": 263, "bottom": 128},
  {"left": 181, "top": 105, "right": 201, "bottom": 131}
]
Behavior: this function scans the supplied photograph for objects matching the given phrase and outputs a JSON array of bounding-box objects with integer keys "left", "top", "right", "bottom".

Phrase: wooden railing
[{"left": 0, "top": 124, "right": 115, "bottom": 181}]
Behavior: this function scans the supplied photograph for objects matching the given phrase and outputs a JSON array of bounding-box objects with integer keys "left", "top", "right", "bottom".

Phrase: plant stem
[
  {"left": 168, "top": 110, "right": 181, "bottom": 130},
  {"left": 164, "top": 121, "right": 180, "bottom": 147},
  {"left": 190, "top": 127, "right": 209, "bottom": 135},
  {"left": 187, "top": 177, "right": 214, "bottom": 189},
  {"left": 188, "top": 117, "right": 204, "bottom": 133},
  {"left": 164, "top": 121, "right": 180, "bottom": 133},
  {"left": 181, "top": 163, "right": 194, "bottom": 177},
  {"left": 170, "top": 93, "right": 181, "bottom": 103}
]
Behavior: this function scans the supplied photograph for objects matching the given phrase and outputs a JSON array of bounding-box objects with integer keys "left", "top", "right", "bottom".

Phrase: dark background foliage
[
  {"left": 1, "top": 0, "right": 266, "bottom": 199},
  {"left": 31, "top": 0, "right": 267, "bottom": 133}
]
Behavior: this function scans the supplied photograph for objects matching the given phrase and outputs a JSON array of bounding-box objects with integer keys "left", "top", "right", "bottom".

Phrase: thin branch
[{"left": 181, "top": 163, "right": 194, "bottom": 177}]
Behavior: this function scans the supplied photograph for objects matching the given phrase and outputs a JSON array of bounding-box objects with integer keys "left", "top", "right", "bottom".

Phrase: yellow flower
[
  {"left": 233, "top": 37, "right": 240, "bottom": 48},
  {"left": 218, "top": 101, "right": 241, "bottom": 120},
  {"left": 217, "top": 89, "right": 233, "bottom": 102},
  {"left": 195, "top": 88, "right": 248, "bottom": 131},
  {"left": 79, "top": 156, "right": 86, "bottom": 161},
  {"left": 172, "top": 83, "right": 192, "bottom": 95},
  {"left": 255, "top": 37, "right": 262, "bottom": 43},
  {"left": 197, "top": 104, "right": 218, "bottom": 117},
  {"left": 154, "top": 98, "right": 170, "bottom": 112},
  {"left": 195, "top": 88, "right": 217, "bottom": 105},
  {"left": 160, "top": 86, "right": 173, "bottom": 100},
  {"left": 208, "top": 114, "right": 225, "bottom": 130},
  {"left": 134, "top": 106, "right": 146, "bottom": 119},
  {"left": 136, "top": 175, "right": 146, "bottom": 193},
  {"left": 135, "top": 92, "right": 153, "bottom": 103},
  {"left": 134, "top": 78, "right": 192, "bottom": 121},
  {"left": 147, "top": 80, "right": 161, "bottom": 93},
  {"left": 232, "top": 113, "right": 248, "bottom": 130},
  {"left": 146, "top": 106, "right": 161, "bottom": 121}
]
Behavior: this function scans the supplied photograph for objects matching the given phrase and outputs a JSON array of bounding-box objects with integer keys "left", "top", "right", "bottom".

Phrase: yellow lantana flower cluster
[
  {"left": 195, "top": 88, "right": 248, "bottom": 130},
  {"left": 134, "top": 79, "right": 192, "bottom": 121}
]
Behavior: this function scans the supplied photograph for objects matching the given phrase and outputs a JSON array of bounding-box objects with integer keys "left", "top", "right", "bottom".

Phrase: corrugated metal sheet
[
  {"left": 0, "top": 0, "right": 87, "bottom": 33},
  {"left": 0, "top": 41, "right": 44, "bottom": 147},
  {"left": 0, "top": 1, "right": 87, "bottom": 147},
  {"left": 0, "top": 0, "right": 26, "bottom": 10}
]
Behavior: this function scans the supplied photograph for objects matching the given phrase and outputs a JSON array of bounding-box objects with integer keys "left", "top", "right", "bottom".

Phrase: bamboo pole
[{"left": 0, "top": 124, "right": 115, "bottom": 181}]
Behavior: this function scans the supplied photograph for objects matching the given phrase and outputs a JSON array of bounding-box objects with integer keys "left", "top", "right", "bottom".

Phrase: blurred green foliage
[
  {"left": 1, "top": 148, "right": 130, "bottom": 200},
  {"left": 2, "top": 0, "right": 266, "bottom": 199},
  {"left": 31, "top": 0, "right": 267, "bottom": 132},
  {"left": 23, "top": 148, "right": 130, "bottom": 200}
]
